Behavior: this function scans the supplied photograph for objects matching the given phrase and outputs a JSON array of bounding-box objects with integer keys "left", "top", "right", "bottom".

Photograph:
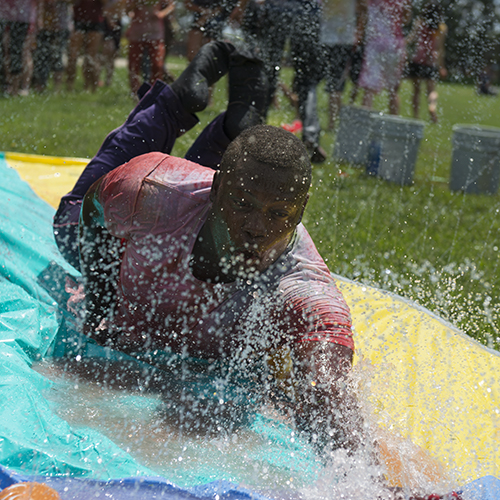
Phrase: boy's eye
[
  {"left": 271, "top": 210, "right": 289, "bottom": 218},
  {"left": 233, "top": 198, "right": 252, "bottom": 209}
]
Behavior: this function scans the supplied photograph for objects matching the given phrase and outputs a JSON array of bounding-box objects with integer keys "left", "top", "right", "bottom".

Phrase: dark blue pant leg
[
  {"left": 184, "top": 55, "right": 268, "bottom": 169},
  {"left": 184, "top": 112, "right": 231, "bottom": 169},
  {"left": 290, "top": 1, "right": 323, "bottom": 147},
  {"left": 53, "top": 81, "right": 198, "bottom": 268}
]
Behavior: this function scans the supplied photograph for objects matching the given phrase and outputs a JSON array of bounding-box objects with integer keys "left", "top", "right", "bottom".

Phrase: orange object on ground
[
  {"left": 0, "top": 482, "right": 61, "bottom": 500},
  {"left": 376, "top": 429, "right": 450, "bottom": 490}
]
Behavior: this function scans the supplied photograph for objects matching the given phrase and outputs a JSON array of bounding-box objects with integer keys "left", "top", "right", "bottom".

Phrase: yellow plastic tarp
[
  {"left": 5, "top": 151, "right": 88, "bottom": 209},
  {"left": 5, "top": 151, "right": 500, "bottom": 485},
  {"left": 340, "top": 277, "right": 500, "bottom": 483}
]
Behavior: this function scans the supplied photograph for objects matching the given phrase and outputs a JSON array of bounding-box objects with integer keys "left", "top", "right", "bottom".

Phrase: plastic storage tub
[
  {"left": 333, "top": 105, "right": 377, "bottom": 166},
  {"left": 366, "top": 114, "right": 425, "bottom": 186},
  {"left": 449, "top": 124, "right": 500, "bottom": 194}
]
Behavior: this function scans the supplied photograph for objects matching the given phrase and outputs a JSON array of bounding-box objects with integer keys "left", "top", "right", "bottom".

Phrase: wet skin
[{"left": 191, "top": 159, "right": 309, "bottom": 283}]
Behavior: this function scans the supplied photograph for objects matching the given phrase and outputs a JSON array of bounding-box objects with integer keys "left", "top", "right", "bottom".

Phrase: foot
[
  {"left": 171, "top": 41, "right": 235, "bottom": 114},
  {"left": 310, "top": 145, "right": 327, "bottom": 163},
  {"left": 428, "top": 98, "right": 438, "bottom": 123},
  {"left": 305, "top": 141, "right": 327, "bottom": 164},
  {"left": 224, "top": 54, "right": 268, "bottom": 140}
]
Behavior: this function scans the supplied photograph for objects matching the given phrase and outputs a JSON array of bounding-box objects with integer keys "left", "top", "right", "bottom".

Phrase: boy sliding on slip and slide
[
  {"left": 54, "top": 39, "right": 362, "bottom": 461},
  {"left": 52, "top": 41, "right": 461, "bottom": 498}
]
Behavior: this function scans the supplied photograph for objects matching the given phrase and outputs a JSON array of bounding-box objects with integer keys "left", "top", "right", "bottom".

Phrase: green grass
[{"left": 1, "top": 58, "right": 500, "bottom": 350}]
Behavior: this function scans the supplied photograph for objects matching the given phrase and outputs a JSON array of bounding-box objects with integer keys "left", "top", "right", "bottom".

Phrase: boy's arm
[
  {"left": 291, "top": 341, "right": 368, "bottom": 455},
  {"left": 79, "top": 179, "right": 124, "bottom": 343}
]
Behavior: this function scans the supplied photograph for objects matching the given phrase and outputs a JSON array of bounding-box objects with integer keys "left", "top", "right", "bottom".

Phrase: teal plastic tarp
[
  {"left": 0, "top": 156, "right": 319, "bottom": 491},
  {"left": 0, "top": 156, "right": 155, "bottom": 478}
]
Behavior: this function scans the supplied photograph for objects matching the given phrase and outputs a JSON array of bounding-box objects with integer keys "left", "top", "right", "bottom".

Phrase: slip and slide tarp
[{"left": 0, "top": 151, "right": 499, "bottom": 499}]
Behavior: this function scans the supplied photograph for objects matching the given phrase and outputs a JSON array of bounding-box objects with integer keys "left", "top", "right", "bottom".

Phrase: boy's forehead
[
  {"left": 219, "top": 171, "right": 308, "bottom": 207},
  {"left": 230, "top": 157, "right": 303, "bottom": 184},
  {"left": 223, "top": 166, "right": 302, "bottom": 197}
]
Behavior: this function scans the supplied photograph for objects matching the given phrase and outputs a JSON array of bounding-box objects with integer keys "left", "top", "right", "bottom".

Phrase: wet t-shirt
[{"left": 96, "top": 152, "right": 353, "bottom": 359}]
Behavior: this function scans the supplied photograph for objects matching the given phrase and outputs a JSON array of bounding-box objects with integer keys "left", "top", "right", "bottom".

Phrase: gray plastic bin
[
  {"left": 333, "top": 105, "right": 377, "bottom": 166},
  {"left": 366, "top": 114, "right": 425, "bottom": 186},
  {"left": 449, "top": 125, "right": 500, "bottom": 194}
]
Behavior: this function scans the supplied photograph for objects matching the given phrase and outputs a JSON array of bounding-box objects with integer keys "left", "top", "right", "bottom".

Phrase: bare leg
[
  {"left": 20, "top": 30, "right": 34, "bottom": 94},
  {"left": 9, "top": 73, "right": 22, "bottom": 96},
  {"left": 388, "top": 86, "right": 400, "bottom": 115},
  {"left": 101, "top": 37, "right": 117, "bottom": 87},
  {"left": 427, "top": 79, "right": 438, "bottom": 123},
  {"left": 349, "top": 84, "right": 359, "bottom": 104},
  {"left": 361, "top": 88, "right": 375, "bottom": 109},
  {"left": 66, "top": 30, "right": 83, "bottom": 91},
  {"left": 328, "top": 90, "right": 342, "bottom": 130},
  {"left": 412, "top": 78, "right": 421, "bottom": 118},
  {"left": 83, "top": 30, "right": 103, "bottom": 92},
  {"left": 53, "top": 70, "right": 63, "bottom": 91},
  {"left": 128, "top": 41, "right": 143, "bottom": 95},
  {"left": 278, "top": 81, "right": 299, "bottom": 113}
]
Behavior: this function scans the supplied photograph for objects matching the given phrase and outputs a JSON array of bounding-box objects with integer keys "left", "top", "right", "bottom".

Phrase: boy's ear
[
  {"left": 297, "top": 193, "right": 309, "bottom": 224},
  {"left": 209, "top": 170, "right": 221, "bottom": 202}
]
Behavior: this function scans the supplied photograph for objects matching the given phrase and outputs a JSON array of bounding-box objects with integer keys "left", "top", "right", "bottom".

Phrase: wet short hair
[{"left": 220, "top": 124, "right": 312, "bottom": 195}]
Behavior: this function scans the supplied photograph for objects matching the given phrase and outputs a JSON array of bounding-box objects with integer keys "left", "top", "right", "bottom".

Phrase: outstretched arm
[
  {"left": 79, "top": 180, "right": 124, "bottom": 344},
  {"left": 291, "top": 341, "right": 368, "bottom": 457}
]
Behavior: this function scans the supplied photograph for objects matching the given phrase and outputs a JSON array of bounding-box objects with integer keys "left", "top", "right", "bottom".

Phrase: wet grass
[
  {"left": 303, "top": 80, "right": 500, "bottom": 350},
  {"left": 0, "top": 68, "right": 132, "bottom": 158},
  {"left": 1, "top": 58, "right": 499, "bottom": 350}
]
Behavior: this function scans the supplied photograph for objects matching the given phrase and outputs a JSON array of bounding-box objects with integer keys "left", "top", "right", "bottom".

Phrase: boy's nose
[{"left": 242, "top": 213, "right": 268, "bottom": 241}]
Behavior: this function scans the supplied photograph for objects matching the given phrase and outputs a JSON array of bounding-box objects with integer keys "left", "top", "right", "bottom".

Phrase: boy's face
[{"left": 209, "top": 159, "right": 309, "bottom": 277}]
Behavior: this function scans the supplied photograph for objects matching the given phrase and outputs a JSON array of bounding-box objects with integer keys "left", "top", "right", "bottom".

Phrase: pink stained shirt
[{"left": 96, "top": 152, "right": 353, "bottom": 359}]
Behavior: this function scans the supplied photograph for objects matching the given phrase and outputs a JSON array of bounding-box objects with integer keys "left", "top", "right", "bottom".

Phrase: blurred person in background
[
  {"left": 477, "top": 64, "right": 498, "bottom": 96},
  {"left": 0, "top": 0, "right": 38, "bottom": 96},
  {"left": 101, "top": 0, "right": 123, "bottom": 87},
  {"left": 244, "top": 0, "right": 326, "bottom": 163},
  {"left": 320, "top": 0, "right": 366, "bottom": 130},
  {"left": 347, "top": 35, "right": 365, "bottom": 105},
  {"left": 162, "top": 0, "right": 175, "bottom": 83},
  {"left": 184, "top": 0, "right": 249, "bottom": 107},
  {"left": 20, "top": 4, "right": 39, "bottom": 95},
  {"left": 184, "top": 0, "right": 248, "bottom": 61},
  {"left": 32, "top": 0, "right": 72, "bottom": 92},
  {"left": 66, "top": 0, "right": 105, "bottom": 92},
  {"left": 184, "top": 0, "right": 217, "bottom": 61},
  {"left": 121, "top": 0, "right": 172, "bottom": 96},
  {"left": 358, "top": 0, "right": 411, "bottom": 115},
  {"left": 406, "top": 1, "right": 447, "bottom": 122}
]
